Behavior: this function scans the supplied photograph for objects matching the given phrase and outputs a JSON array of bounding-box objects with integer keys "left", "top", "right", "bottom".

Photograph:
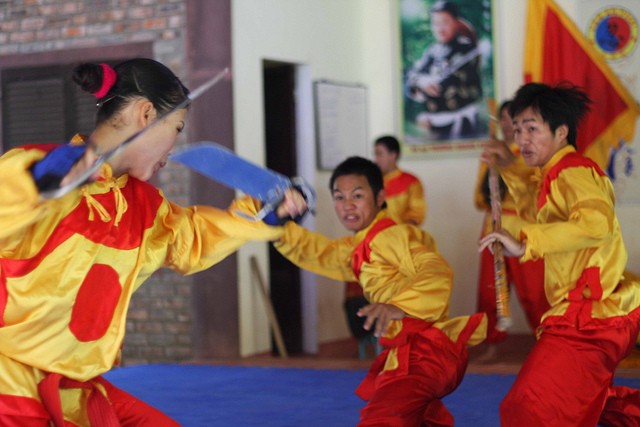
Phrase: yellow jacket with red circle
[{"left": 0, "top": 142, "right": 284, "bottom": 386}]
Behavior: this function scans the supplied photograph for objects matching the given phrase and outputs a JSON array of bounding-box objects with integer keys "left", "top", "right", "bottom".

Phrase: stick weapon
[
  {"left": 487, "top": 99, "right": 512, "bottom": 331},
  {"left": 40, "top": 67, "right": 231, "bottom": 200},
  {"left": 489, "top": 167, "right": 512, "bottom": 331}
]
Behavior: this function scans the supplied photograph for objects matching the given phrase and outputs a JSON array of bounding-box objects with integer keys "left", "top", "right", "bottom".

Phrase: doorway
[{"left": 263, "top": 60, "right": 303, "bottom": 354}]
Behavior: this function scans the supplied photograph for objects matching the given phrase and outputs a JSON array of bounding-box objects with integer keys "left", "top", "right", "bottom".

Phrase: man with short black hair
[
  {"left": 274, "top": 156, "right": 486, "bottom": 426},
  {"left": 373, "top": 135, "right": 426, "bottom": 226}
]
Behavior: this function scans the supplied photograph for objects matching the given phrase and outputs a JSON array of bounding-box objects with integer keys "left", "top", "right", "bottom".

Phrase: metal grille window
[{"left": 1, "top": 64, "right": 99, "bottom": 152}]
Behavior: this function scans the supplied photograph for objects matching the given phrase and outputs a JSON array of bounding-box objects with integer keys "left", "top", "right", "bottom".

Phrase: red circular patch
[{"left": 69, "top": 264, "right": 122, "bottom": 342}]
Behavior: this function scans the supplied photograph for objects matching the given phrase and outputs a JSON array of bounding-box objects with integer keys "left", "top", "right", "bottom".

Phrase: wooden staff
[
  {"left": 488, "top": 166, "right": 512, "bottom": 331},
  {"left": 487, "top": 98, "right": 512, "bottom": 331},
  {"left": 249, "top": 256, "right": 288, "bottom": 358}
]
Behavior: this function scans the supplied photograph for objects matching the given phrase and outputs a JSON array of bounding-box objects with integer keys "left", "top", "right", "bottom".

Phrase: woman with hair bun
[{"left": 0, "top": 58, "right": 306, "bottom": 426}]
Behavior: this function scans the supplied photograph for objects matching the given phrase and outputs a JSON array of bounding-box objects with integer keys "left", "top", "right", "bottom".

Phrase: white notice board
[{"left": 314, "top": 80, "right": 368, "bottom": 170}]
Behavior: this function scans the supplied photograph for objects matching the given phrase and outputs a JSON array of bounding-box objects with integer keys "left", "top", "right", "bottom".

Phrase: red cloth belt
[
  {"left": 568, "top": 266, "right": 603, "bottom": 302},
  {"left": 38, "top": 373, "right": 120, "bottom": 427}
]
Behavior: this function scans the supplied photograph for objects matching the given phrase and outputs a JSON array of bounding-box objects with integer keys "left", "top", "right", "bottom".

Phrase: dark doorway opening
[{"left": 263, "top": 60, "right": 303, "bottom": 354}]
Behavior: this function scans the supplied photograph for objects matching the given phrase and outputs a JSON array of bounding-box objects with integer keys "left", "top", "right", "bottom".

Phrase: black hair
[
  {"left": 498, "top": 100, "right": 513, "bottom": 116},
  {"left": 72, "top": 58, "right": 190, "bottom": 125},
  {"left": 329, "top": 156, "right": 385, "bottom": 203},
  {"left": 374, "top": 135, "right": 401, "bottom": 157},
  {"left": 430, "top": 0, "right": 459, "bottom": 18},
  {"left": 509, "top": 82, "right": 591, "bottom": 148}
]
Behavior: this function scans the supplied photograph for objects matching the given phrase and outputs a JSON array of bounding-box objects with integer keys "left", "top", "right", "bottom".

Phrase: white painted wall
[
  {"left": 232, "top": 0, "right": 370, "bottom": 355},
  {"left": 231, "top": 0, "right": 640, "bottom": 356}
]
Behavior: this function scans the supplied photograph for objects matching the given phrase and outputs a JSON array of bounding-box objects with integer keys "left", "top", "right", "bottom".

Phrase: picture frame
[
  {"left": 399, "top": 0, "right": 496, "bottom": 155},
  {"left": 314, "top": 80, "right": 368, "bottom": 170}
]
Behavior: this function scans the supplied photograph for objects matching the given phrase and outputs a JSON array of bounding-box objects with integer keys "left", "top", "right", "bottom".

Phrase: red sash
[
  {"left": 385, "top": 172, "right": 418, "bottom": 197},
  {"left": 351, "top": 218, "right": 397, "bottom": 280},
  {"left": 38, "top": 374, "right": 120, "bottom": 427},
  {"left": 538, "top": 151, "right": 605, "bottom": 210}
]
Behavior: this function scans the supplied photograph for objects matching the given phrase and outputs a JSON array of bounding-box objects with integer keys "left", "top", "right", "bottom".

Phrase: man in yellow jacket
[
  {"left": 480, "top": 82, "right": 640, "bottom": 426},
  {"left": 274, "top": 156, "right": 485, "bottom": 426},
  {"left": 340, "top": 135, "right": 427, "bottom": 356}
]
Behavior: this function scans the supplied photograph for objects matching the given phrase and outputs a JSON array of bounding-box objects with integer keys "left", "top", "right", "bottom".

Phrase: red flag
[{"left": 524, "top": 0, "right": 640, "bottom": 169}]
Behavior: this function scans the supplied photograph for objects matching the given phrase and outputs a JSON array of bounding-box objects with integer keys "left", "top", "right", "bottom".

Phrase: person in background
[
  {"left": 479, "top": 82, "right": 640, "bottom": 426},
  {"left": 274, "top": 156, "right": 486, "bottom": 426},
  {"left": 0, "top": 58, "right": 306, "bottom": 426},
  {"left": 405, "top": 0, "right": 483, "bottom": 139},
  {"left": 473, "top": 100, "right": 548, "bottom": 357},
  {"left": 373, "top": 135, "right": 426, "bottom": 226}
]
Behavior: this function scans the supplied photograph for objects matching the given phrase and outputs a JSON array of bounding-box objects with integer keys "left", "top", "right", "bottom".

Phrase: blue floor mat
[{"left": 103, "top": 364, "right": 640, "bottom": 427}]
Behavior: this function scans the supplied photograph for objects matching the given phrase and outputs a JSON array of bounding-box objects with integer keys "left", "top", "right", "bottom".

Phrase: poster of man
[{"left": 401, "top": 0, "right": 495, "bottom": 153}]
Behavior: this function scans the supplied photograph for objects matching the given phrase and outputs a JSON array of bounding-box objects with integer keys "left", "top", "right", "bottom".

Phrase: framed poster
[
  {"left": 399, "top": 0, "right": 496, "bottom": 155},
  {"left": 314, "top": 80, "right": 368, "bottom": 170}
]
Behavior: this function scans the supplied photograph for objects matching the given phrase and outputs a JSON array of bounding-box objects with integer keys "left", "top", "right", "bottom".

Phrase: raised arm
[{"left": 273, "top": 221, "right": 356, "bottom": 282}]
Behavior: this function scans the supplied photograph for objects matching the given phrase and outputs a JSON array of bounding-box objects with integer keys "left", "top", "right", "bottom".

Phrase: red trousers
[
  {"left": 501, "top": 316, "right": 640, "bottom": 427},
  {"left": 0, "top": 375, "right": 180, "bottom": 427},
  {"left": 477, "top": 246, "right": 548, "bottom": 342},
  {"left": 357, "top": 316, "right": 483, "bottom": 426}
]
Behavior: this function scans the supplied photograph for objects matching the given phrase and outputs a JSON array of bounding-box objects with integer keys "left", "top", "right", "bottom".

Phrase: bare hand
[
  {"left": 276, "top": 188, "right": 308, "bottom": 219},
  {"left": 424, "top": 83, "right": 441, "bottom": 97},
  {"left": 481, "top": 138, "right": 515, "bottom": 168},
  {"left": 478, "top": 230, "right": 525, "bottom": 258},
  {"left": 357, "top": 303, "right": 405, "bottom": 338},
  {"left": 414, "top": 75, "right": 441, "bottom": 97}
]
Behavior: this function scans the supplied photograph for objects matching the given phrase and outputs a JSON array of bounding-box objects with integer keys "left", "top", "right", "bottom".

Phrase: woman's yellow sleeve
[
  {"left": 153, "top": 196, "right": 286, "bottom": 275},
  {"left": 0, "top": 149, "right": 49, "bottom": 242}
]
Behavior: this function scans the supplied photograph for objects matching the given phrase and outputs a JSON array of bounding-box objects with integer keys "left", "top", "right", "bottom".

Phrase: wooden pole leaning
[{"left": 249, "top": 256, "right": 288, "bottom": 358}]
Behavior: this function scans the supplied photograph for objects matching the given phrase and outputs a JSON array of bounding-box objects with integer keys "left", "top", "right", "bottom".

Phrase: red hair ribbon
[{"left": 94, "top": 63, "right": 117, "bottom": 99}]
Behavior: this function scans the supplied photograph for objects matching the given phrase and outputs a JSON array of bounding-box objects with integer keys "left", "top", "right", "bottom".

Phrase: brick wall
[{"left": 0, "top": 0, "right": 196, "bottom": 364}]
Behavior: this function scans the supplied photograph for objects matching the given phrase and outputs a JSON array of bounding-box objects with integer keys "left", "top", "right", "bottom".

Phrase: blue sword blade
[{"left": 170, "top": 142, "right": 292, "bottom": 204}]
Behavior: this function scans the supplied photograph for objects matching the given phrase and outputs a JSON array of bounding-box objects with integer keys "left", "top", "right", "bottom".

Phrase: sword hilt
[
  {"left": 291, "top": 176, "right": 316, "bottom": 216},
  {"left": 238, "top": 176, "right": 316, "bottom": 223}
]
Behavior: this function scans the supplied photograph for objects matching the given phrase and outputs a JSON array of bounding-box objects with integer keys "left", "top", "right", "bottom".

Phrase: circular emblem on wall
[{"left": 588, "top": 7, "right": 638, "bottom": 60}]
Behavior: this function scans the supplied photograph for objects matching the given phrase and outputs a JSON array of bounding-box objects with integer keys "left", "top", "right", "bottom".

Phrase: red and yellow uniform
[
  {"left": 344, "top": 169, "right": 426, "bottom": 329},
  {"left": 499, "top": 145, "right": 640, "bottom": 426},
  {"left": 383, "top": 169, "right": 426, "bottom": 226},
  {"left": 0, "top": 141, "right": 284, "bottom": 426},
  {"left": 343, "top": 167, "right": 425, "bottom": 309},
  {"left": 274, "top": 211, "right": 486, "bottom": 426},
  {"left": 474, "top": 142, "right": 547, "bottom": 342}
]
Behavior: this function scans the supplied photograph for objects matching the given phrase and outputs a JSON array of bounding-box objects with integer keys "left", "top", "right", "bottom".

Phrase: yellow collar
[{"left": 541, "top": 145, "right": 575, "bottom": 176}]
